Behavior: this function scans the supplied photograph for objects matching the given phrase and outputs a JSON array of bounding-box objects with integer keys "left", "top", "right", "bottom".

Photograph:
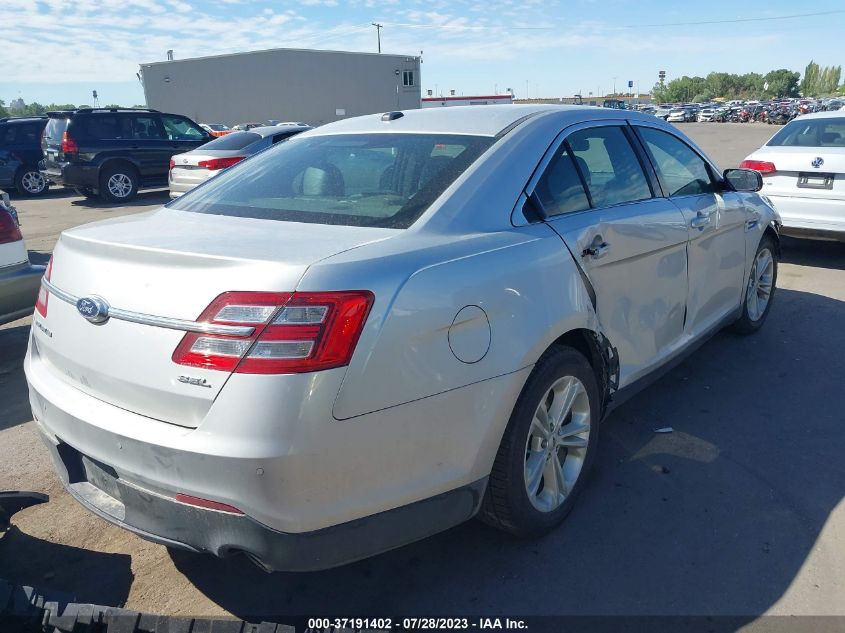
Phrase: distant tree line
[
  {"left": 0, "top": 99, "right": 145, "bottom": 118},
  {"left": 652, "top": 61, "right": 842, "bottom": 103}
]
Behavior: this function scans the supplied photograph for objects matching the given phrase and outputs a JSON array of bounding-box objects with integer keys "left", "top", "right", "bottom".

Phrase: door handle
[
  {"left": 582, "top": 239, "right": 610, "bottom": 259},
  {"left": 690, "top": 212, "right": 712, "bottom": 229}
]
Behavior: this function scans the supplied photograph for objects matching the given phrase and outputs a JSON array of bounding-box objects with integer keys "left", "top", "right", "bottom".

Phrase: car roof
[
  {"left": 0, "top": 116, "right": 47, "bottom": 124},
  {"left": 304, "top": 104, "right": 663, "bottom": 138},
  {"left": 791, "top": 111, "right": 845, "bottom": 121}
]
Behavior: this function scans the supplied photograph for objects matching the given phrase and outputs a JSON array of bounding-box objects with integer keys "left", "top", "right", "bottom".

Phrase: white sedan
[{"left": 742, "top": 111, "right": 845, "bottom": 241}]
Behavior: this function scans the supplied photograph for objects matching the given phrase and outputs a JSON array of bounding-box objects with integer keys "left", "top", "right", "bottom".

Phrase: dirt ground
[{"left": 1, "top": 123, "right": 844, "bottom": 618}]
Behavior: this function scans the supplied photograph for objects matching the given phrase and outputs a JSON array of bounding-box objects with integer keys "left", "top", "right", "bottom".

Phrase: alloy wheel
[
  {"left": 746, "top": 248, "right": 774, "bottom": 321},
  {"left": 524, "top": 375, "right": 591, "bottom": 513},
  {"left": 21, "top": 171, "right": 46, "bottom": 194},
  {"left": 107, "top": 173, "right": 133, "bottom": 199}
]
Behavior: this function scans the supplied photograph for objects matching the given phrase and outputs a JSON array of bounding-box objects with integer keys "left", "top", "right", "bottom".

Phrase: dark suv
[
  {"left": 0, "top": 116, "right": 50, "bottom": 196},
  {"left": 41, "top": 108, "right": 211, "bottom": 202}
]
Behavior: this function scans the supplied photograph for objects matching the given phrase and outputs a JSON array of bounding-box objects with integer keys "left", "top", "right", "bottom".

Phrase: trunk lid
[
  {"left": 32, "top": 207, "right": 396, "bottom": 427},
  {"left": 755, "top": 146, "right": 845, "bottom": 199}
]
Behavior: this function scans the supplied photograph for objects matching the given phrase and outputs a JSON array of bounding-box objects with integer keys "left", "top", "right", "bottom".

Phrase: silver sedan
[{"left": 26, "top": 105, "right": 779, "bottom": 571}]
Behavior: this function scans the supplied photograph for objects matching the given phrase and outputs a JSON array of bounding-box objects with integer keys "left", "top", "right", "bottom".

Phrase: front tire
[
  {"left": 478, "top": 346, "right": 600, "bottom": 537},
  {"left": 15, "top": 167, "right": 48, "bottom": 196},
  {"left": 99, "top": 165, "right": 138, "bottom": 203},
  {"left": 732, "top": 234, "right": 778, "bottom": 334}
]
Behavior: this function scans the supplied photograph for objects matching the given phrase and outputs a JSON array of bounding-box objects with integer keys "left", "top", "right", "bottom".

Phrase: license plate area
[{"left": 797, "top": 172, "right": 834, "bottom": 190}]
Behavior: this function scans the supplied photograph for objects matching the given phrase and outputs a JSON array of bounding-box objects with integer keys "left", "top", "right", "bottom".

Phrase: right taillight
[
  {"left": 61, "top": 131, "right": 78, "bottom": 154},
  {"left": 740, "top": 159, "right": 776, "bottom": 176},
  {"left": 35, "top": 257, "right": 52, "bottom": 318},
  {"left": 172, "top": 290, "right": 374, "bottom": 374},
  {"left": 0, "top": 211, "right": 23, "bottom": 246},
  {"left": 198, "top": 156, "right": 245, "bottom": 171}
]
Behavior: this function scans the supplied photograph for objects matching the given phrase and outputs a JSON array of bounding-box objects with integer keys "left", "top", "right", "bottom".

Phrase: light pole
[
  {"left": 613, "top": 77, "right": 617, "bottom": 96},
  {"left": 371, "top": 23, "right": 382, "bottom": 53}
]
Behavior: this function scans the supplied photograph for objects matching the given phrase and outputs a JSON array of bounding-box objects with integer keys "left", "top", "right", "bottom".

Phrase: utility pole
[{"left": 371, "top": 23, "right": 382, "bottom": 53}]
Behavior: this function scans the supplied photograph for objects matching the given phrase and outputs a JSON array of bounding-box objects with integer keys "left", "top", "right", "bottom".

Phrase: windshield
[
  {"left": 169, "top": 133, "right": 496, "bottom": 229},
  {"left": 767, "top": 118, "right": 845, "bottom": 147},
  {"left": 207, "top": 124, "right": 228, "bottom": 131},
  {"left": 199, "top": 131, "right": 261, "bottom": 151}
]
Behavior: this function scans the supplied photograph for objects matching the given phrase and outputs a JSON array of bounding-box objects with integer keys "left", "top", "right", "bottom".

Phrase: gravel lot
[{"left": 1, "top": 122, "right": 844, "bottom": 619}]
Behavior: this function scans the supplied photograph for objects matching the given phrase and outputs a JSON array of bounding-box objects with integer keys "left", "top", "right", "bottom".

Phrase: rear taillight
[
  {"left": 169, "top": 159, "right": 175, "bottom": 170},
  {"left": 35, "top": 257, "right": 52, "bottom": 318},
  {"left": 61, "top": 131, "right": 78, "bottom": 154},
  {"left": 172, "top": 290, "right": 374, "bottom": 374},
  {"left": 198, "top": 156, "right": 244, "bottom": 171},
  {"left": 0, "top": 211, "right": 23, "bottom": 245},
  {"left": 740, "top": 160, "right": 777, "bottom": 176}
]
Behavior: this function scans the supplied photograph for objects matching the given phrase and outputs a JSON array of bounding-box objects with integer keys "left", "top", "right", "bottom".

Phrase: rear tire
[
  {"left": 99, "top": 165, "right": 138, "bottom": 203},
  {"left": 15, "top": 167, "right": 48, "bottom": 196},
  {"left": 732, "top": 234, "right": 778, "bottom": 334},
  {"left": 478, "top": 346, "right": 600, "bottom": 537}
]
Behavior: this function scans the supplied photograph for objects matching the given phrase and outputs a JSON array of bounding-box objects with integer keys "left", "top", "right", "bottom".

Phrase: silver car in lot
[
  {"left": 0, "top": 190, "right": 44, "bottom": 325},
  {"left": 742, "top": 111, "right": 844, "bottom": 241},
  {"left": 25, "top": 105, "right": 780, "bottom": 571},
  {"left": 169, "top": 124, "right": 311, "bottom": 198}
]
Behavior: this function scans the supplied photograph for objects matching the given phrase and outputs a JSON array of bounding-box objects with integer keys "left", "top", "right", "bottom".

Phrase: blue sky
[{"left": 2, "top": 0, "right": 844, "bottom": 107}]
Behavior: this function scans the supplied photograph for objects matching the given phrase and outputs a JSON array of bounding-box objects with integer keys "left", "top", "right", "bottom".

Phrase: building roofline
[
  {"left": 422, "top": 95, "right": 513, "bottom": 102},
  {"left": 140, "top": 46, "right": 420, "bottom": 69}
]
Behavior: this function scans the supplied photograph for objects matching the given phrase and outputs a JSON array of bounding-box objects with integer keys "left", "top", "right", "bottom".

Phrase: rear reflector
[
  {"left": 172, "top": 290, "right": 374, "bottom": 374},
  {"left": 174, "top": 493, "right": 243, "bottom": 515},
  {"left": 0, "top": 211, "right": 23, "bottom": 246},
  {"left": 35, "top": 257, "right": 52, "bottom": 318},
  {"left": 198, "top": 156, "right": 245, "bottom": 171},
  {"left": 739, "top": 159, "right": 777, "bottom": 176}
]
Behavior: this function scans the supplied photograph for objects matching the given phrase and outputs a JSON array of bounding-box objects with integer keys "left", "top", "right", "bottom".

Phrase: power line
[{"left": 622, "top": 9, "right": 845, "bottom": 28}]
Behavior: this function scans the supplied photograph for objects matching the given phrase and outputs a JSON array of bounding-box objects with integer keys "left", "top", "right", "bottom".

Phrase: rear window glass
[
  {"left": 199, "top": 131, "right": 261, "bottom": 150},
  {"left": 44, "top": 118, "right": 69, "bottom": 144},
  {"left": 767, "top": 118, "right": 845, "bottom": 147},
  {"left": 168, "top": 133, "right": 495, "bottom": 229}
]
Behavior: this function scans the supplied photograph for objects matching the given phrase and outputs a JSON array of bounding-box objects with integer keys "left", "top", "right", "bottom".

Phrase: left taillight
[
  {"left": 35, "top": 257, "right": 52, "bottom": 318},
  {"left": 198, "top": 156, "right": 245, "bottom": 171},
  {"left": 0, "top": 211, "right": 23, "bottom": 245},
  {"left": 172, "top": 290, "right": 374, "bottom": 374}
]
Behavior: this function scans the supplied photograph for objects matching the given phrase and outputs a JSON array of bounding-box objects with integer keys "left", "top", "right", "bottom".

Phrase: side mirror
[{"left": 724, "top": 168, "right": 763, "bottom": 192}]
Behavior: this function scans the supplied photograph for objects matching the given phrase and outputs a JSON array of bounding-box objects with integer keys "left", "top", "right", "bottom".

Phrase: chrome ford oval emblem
[
  {"left": 811, "top": 156, "right": 824, "bottom": 168},
  {"left": 76, "top": 296, "right": 110, "bottom": 324}
]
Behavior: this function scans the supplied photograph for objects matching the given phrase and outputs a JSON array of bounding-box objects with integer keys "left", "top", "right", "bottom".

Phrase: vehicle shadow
[
  {"left": 781, "top": 236, "right": 845, "bottom": 271},
  {"left": 5, "top": 188, "right": 76, "bottom": 201},
  {"left": 70, "top": 190, "right": 170, "bottom": 209},
  {"left": 0, "top": 524, "right": 133, "bottom": 608},
  {"left": 27, "top": 250, "right": 50, "bottom": 266},
  {"left": 0, "top": 324, "right": 32, "bottom": 432},
  {"left": 169, "top": 285, "right": 845, "bottom": 619}
]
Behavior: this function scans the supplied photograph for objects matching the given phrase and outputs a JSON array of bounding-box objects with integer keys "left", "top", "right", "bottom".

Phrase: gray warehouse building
[{"left": 140, "top": 47, "right": 421, "bottom": 127}]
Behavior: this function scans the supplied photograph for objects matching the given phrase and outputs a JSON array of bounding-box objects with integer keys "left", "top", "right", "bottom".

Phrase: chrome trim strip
[{"left": 41, "top": 278, "right": 255, "bottom": 337}]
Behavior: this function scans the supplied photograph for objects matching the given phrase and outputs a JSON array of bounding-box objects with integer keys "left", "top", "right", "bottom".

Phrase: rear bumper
[
  {"left": 38, "top": 427, "right": 484, "bottom": 571},
  {"left": 0, "top": 262, "right": 44, "bottom": 326},
  {"left": 765, "top": 194, "right": 845, "bottom": 239},
  {"left": 40, "top": 163, "right": 99, "bottom": 189},
  {"left": 25, "top": 334, "right": 526, "bottom": 569}
]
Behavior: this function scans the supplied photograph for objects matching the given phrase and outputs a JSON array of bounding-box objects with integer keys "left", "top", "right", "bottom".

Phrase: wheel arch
[{"left": 98, "top": 157, "right": 141, "bottom": 179}]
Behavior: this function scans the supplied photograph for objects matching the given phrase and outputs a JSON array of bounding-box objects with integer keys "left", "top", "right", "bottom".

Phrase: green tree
[
  {"left": 801, "top": 60, "right": 820, "bottom": 96},
  {"left": 763, "top": 69, "right": 800, "bottom": 98},
  {"left": 0, "top": 100, "right": 8, "bottom": 118}
]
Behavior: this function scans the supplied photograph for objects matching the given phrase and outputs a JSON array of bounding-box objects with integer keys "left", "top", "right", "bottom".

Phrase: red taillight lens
[
  {"left": 60, "top": 131, "right": 78, "bottom": 154},
  {"left": 35, "top": 257, "right": 52, "bottom": 317},
  {"left": 0, "top": 211, "right": 23, "bottom": 246},
  {"left": 740, "top": 160, "right": 776, "bottom": 176},
  {"left": 172, "top": 290, "right": 374, "bottom": 374},
  {"left": 169, "top": 159, "right": 175, "bottom": 170},
  {"left": 197, "top": 156, "right": 245, "bottom": 171}
]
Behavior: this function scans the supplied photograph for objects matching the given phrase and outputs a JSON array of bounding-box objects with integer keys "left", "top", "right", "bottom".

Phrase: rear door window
[
  {"left": 637, "top": 127, "right": 717, "bottom": 197},
  {"left": 80, "top": 114, "right": 133, "bottom": 140},
  {"left": 566, "top": 126, "right": 652, "bottom": 208},
  {"left": 131, "top": 115, "right": 165, "bottom": 140}
]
